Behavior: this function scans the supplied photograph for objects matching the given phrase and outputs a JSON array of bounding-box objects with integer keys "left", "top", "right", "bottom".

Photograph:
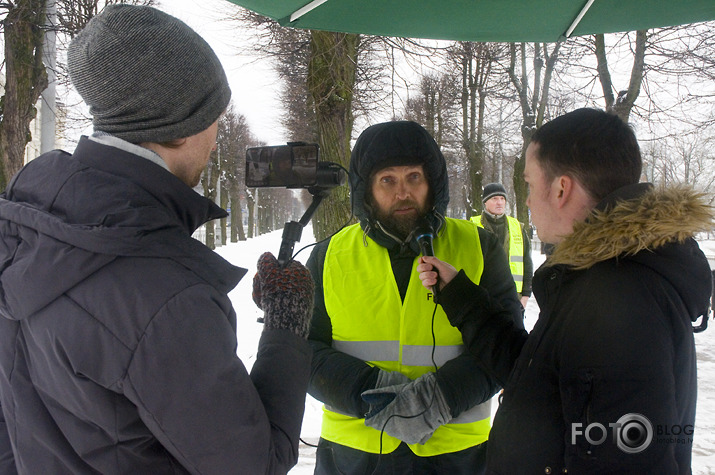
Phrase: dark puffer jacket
[
  {"left": 440, "top": 183, "right": 713, "bottom": 474},
  {"left": 0, "top": 137, "right": 311, "bottom": 474}
]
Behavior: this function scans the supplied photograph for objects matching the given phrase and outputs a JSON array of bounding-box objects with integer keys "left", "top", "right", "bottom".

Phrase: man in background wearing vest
[
  {"left": 471, "top": 183, "right": 533, "bottom": 309},
  {"left": 305, "top": 121, "right": 524, "bottom": 474}
]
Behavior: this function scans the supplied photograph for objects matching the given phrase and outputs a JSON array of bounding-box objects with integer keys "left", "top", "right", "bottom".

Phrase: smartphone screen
[{"left": 245, "top": 143, "right": 319, "bottom": 188}]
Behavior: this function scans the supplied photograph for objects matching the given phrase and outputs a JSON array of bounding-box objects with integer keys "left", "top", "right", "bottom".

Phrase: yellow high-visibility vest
[
  {"left": 321, "top": 218, "right": 490, "bottom": 456},
  {"left": 471, "top": 215, "right": 524, "bottom": 293}
]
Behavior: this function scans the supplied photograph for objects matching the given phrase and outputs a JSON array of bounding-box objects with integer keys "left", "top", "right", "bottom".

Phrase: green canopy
[{"left": 225, "top": 0, "right": 715, "bottom": 42}]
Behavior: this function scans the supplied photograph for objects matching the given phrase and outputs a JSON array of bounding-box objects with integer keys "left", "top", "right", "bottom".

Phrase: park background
[{"left": 1, "top": 0, "right": 714, "bottom": 472}]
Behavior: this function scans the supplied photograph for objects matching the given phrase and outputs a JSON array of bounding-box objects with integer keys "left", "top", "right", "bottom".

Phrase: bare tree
[
  {"left": 54, "top": 0, "right": 153, "bottom": 38},
  {"left": 564, "top": 24, "right": 715, "bottom": 153},
  {"left": 0, "top": 0, "right": 48, "bottom": 188},
  {"left": 230, "top": 10, "right": 427, "bottom": 241},
  {"left": 203, "top": 104, "right": 302, "bottom": 246},
  {"left": 502, "top": 41, "right": 563, "bottom": 225},
  {"left": 445, "top": 42, "right": 508, "bottom": 217},
  {"left": 403, "top": 73, "right": 460, "bottom": 147},
  {"left": 306, "top": 30, "right": 359, "bottom": 240},
  {"left": 402, "top": 72, "right": 469, "bottom": 217},
  {"left": 0, "top": 0, "right": 155, "bottom": 189},
  {"left": 642, "top": 133, "right": 715, "bottom": 203},
  {"left": 216, "top": 105, "right": 259, "bottom": 243},
  {"left": 594, "top": 31, "right": 646, "bottom": 122}
]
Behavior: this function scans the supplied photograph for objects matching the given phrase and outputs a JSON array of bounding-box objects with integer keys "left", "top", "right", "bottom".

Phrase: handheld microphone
[{"left": 414, "top": 217, "right": 439, "bottom": 302}]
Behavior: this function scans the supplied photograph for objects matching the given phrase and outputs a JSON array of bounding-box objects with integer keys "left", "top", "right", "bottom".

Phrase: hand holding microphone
[
  {"left": 414, "top": 217, "right": 440, "bottom": 302},
  {"left": 417, "top": 256, "right": 459, "bottom": 293}
]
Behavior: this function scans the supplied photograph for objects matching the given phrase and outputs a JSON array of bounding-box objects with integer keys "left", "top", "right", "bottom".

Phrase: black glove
[{"left": 252, "top": 252, "right": 314, "bottom": 338}]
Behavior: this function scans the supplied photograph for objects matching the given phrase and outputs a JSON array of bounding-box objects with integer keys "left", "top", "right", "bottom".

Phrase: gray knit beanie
[{"left": 67, "top": 5, "right": 231, "bottom": 144}]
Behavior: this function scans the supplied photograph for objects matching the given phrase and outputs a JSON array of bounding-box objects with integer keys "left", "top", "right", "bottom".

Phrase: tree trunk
[
  {"left": 596, "top": 31, "right": 646, "bottom": 123},
  {"left": 230, "top": 188, "right": 246, "bottom": 242},
  {"left": 219, "top": 182, "right": 228, "bottom": 246},
  {"left": 307, "top": 30, "right": 359, "bottom": 241},
  {"left": 0, "top": 0, "right": 49, "bottom": 189},
  {"left": 257, "top": 189, "right": 271, "bottom": 235},
  {"left": 246, "top": 189, "right": 255, "bottom": 239},
  {"left": 457, "top": 43, "right": 494, "bottom": 219},
  {"left": 507, "top": 42, "right": 561, "bottom": 225},
  {"left": 201, "top": 154, "right": 220, "bottom": 249}
]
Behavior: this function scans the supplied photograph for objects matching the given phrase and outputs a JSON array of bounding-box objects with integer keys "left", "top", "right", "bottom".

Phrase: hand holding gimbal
[
  {"left": 252, "top": 252, "right": 314, "bottom": 338},
  {"left": 246, "top": 142, "right": 346, "bottom": 265},
  {"left": 246, "top": 142, "right": 346, "bottom": 322}
]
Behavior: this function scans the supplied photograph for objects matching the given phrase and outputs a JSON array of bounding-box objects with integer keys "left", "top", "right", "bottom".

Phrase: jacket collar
[
  {"left": 546, "top": 183, "right": 713, "bottom": 269},
  {"left": 73, "top": 136, "right": 226, "bottom": 234}
]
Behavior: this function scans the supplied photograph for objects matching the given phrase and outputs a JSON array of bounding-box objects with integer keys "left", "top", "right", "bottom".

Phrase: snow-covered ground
[{"left": 213, "top": 226, "right": 715, "bottom": 474}]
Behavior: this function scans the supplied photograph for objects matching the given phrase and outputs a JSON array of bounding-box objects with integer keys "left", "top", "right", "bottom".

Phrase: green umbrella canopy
[{"left": 225, "top": 0, "right": 715, "bottom": 42}]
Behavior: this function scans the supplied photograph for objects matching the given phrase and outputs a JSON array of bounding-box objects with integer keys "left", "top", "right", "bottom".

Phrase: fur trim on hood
[{"left": 547, "top": 184, "right": 714, "bottom": 270}]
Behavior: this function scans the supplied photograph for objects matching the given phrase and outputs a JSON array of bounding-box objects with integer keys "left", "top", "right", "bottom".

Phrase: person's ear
[{"left": 553, "top": 175, "right": 573, "bottom": 209}]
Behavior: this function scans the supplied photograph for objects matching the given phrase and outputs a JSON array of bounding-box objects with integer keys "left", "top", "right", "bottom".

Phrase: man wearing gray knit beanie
[
  {"left": 0, "top": 5, "right": 314, "bottom": 474},
  {"left": 67, "top": 3, "right": 232, "bottom": 187}
]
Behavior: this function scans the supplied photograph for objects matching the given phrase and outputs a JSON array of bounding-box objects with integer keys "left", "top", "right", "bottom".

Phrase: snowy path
[{"left": 694, "top": 330, "right": 715, "bottom": 473}]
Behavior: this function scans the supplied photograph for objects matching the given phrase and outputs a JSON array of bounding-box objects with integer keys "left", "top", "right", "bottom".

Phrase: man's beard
[{"left": 373, "top": 199, "right": 431, "bottom": 240}]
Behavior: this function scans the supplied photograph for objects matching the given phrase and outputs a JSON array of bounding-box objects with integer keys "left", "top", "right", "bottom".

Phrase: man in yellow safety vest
[
  {"left": 471, "top": 183, "right": 533, "bottom": 309},
  {"left": 305, "top": 121, "right": 524, "bottom": 474}
]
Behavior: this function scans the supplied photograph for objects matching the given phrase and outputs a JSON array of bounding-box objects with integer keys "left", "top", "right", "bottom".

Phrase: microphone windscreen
[{"left": 414, "top": 217, "right": 435, "bottom": 257}]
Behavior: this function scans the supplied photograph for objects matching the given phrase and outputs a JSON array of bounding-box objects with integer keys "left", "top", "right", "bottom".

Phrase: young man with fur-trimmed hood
[
  {"left": 418, "top": 108, "right": 713, "bottom": 473},
  {"left": 306, "top": 121, "right": 524, "bottom": 474}
]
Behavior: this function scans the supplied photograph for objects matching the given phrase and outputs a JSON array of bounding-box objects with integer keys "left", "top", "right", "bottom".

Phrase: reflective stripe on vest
[
  {"left": 471, "top": 215, "right": 524, "bottom": 293},
  {"left": 322, "top": 218, "right": 490, "bottom": 456}
]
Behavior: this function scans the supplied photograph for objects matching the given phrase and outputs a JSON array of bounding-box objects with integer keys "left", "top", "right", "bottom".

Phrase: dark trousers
[{"left": 314, "top": 438, "right": 487, "bottom": 475}]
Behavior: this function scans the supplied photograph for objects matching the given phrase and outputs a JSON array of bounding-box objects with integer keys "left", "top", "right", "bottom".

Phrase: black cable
[
  {"left": 290, "top": 208, "right": 355, "bottom": 263},
  {"left": 299, "top": 437, "right": 319, "bottom": 448},
  {"left": 372, "top": 300, "right": 441, "bottom": 474},
  {"left": 306, "top": 277, "right": 441, "bottom": 475}
]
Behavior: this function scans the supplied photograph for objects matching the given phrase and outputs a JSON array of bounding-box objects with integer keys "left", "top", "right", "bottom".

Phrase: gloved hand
[
  {"left": 375, "top": 369, "right": 411, "bottom": 388},
  {"left": 252, "top": 252, "right": 314, "bottom": 339},
  {"left": 361, "top": 372, "right": 451, "bottom": 445}
]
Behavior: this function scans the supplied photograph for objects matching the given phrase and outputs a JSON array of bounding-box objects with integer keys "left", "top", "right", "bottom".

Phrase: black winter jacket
[
  {"left": 0, "top": 137, "right": 311, "bottom": 474},
  {"left": 440, "top": 183, "right": 713, "bottom": 474}
]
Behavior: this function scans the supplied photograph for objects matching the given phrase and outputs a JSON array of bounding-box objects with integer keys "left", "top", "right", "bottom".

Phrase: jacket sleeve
[
  {"left": 306, "top": 239, "right": 379, "bottom": 418},
  {"left": 0, "top": 401, "right": 17, "bottom": 475},
  {"left": 122, "top": 285, "right": 311, "bottom": 475},
  {"left": 521, "top": 226, "right": 533, "bottom": 298},
  {"left": 436, "top": 227, "right": 526, "bottom": 413},
  {"left": 438, "top": 229, "right": 529, "bottom": 386}
]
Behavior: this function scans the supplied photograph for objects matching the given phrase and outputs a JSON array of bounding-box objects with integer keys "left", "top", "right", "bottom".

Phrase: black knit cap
[
  {"left": 67, "top": 5, "right": 231, "bottom": 144},
  {"left": 482, "top": 182, "right": 507, "bottom": 203}
]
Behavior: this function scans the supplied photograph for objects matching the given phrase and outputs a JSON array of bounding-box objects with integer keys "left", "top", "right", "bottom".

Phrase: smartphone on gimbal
[{"left": 245, "top": 143, "right": 319, "bottom": 188}]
